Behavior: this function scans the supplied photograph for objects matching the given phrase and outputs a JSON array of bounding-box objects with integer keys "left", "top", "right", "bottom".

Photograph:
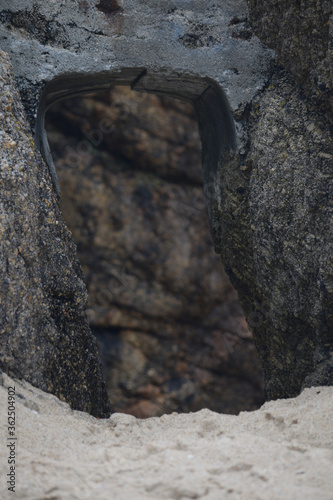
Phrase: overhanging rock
[{"left": 0, "top": 0, "right": 273, "bottom": 204}]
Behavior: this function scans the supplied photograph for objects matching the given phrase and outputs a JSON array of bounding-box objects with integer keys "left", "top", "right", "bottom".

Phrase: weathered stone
[
  {"left": 0, "top": 50, "right": 110, "bottom": 417},
  {"left": 248, "top": 70, "right": 333, "bottom": 398},
  {"left": 0, "top": 0, "right": 332, "bottom": 410},
  {"left": 214, "top": 65, "right": 333, "bottom": 399},
  {"left": 247, "top": 0, "right": 333, "bottom": 109},
  {"left": 45, "top": 88, "right": 263, "bottom": 416}
]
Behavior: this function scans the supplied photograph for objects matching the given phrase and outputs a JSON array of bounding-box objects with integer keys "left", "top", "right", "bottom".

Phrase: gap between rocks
[{"left": 42, "top": 71, "right": 263, "bottom": 417}]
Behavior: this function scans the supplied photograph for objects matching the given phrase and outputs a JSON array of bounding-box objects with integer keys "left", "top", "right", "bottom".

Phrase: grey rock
[
  {"left": 0, "top": 0, "right": 274, "bottom": 199},
  {"left": 247, "top": 0, "right": 333, "bottom": 110},
  {"left": 0, "top": 0, "right": 332, "bottom": 408},
  {"left": 0, "top": 50, "right": 110, "bottom": 417},
  {"left": 219, "top": 68, "right": 333, "bottom": 399},
  {"left": 251, "top": 71, "right": 333, "bottom": 397}
]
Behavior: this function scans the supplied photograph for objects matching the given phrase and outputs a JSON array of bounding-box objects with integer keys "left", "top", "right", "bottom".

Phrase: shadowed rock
[{"left": 45, "top": 88, "right": 264, "bottom": 416}]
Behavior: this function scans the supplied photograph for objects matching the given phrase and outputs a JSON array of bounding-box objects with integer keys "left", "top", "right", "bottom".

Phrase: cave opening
[{"left": 42, "top": 71, "right": 264, "bottom": 418}]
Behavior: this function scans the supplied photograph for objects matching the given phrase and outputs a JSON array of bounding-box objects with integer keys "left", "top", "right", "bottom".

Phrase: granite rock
[
  {"left": 0, "top": 0, "right": 332, "bottom": 409},
  {"left": 247, "top": 0, "right": 333, "bottom": 109},
  {"left": 0, "top": 50, "right": 110, "bottom": 417},
  {"left": 248, "top": 70, "right": 333, "bottom": 398}
]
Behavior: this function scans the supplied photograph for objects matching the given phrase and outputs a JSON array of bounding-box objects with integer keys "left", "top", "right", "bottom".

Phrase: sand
[{"left": 1, "top": 372, "right": 332, "bottom": 500}]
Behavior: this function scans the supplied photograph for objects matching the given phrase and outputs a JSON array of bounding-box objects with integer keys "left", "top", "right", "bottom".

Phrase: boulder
[
  {"left": 0, "top": 50, "right": 110, "bottom": 417},
  {"left": 0, "top": 0, "right": 332, "bottom": 409}
]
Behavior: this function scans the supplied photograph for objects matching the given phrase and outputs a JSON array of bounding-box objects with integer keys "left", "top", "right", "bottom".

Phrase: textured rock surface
[
  {"left": 1, "top": 372, "right": 332, "bottom": 500},
  {"left": 0, "top": 50, "right": 110, "bottom": 417},
  {"left": 0, "top": 0, "right": 273, "bottom": 117},
  {"left": 247, "top": 0, "right": 333, "bottom": 109},
  {"left": 0, "top": 0, "right": 332, "bottom": 409},
  {"left": 215, "top": 66, "right": 333, "bottom": 399},
  {"left": 247, "top": 70, "right": 333, "bottom": 398},
  {"left": 45, "top": 88, "right": 263, "bottom": 416},
  {"left": 243, "top": 1, "right": 333, "bottom": 397}
]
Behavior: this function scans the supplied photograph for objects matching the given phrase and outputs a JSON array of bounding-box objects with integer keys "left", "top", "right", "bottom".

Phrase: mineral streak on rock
[{"left": 0, "top": 50, "right": 110, "bottom": 417}]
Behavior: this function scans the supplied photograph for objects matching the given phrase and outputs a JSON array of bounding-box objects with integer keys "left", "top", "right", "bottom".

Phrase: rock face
[
  {"left": 247, "top": 0, "right": 333, "bottom": 109},
  {"left": 247, "top": 70, "right": 333, "bottom": 398},
  {"left": 0, "top": 0, "right": 332, "bottom": 411},
  {"left": 0, "top": 50, "right": 110, "bottom": 418},
  {"left": 45, "top": 88, "right": 263, "bottom": 416},
  {"left": 243, "top": 0, "right": 333, "bottom": 397}
]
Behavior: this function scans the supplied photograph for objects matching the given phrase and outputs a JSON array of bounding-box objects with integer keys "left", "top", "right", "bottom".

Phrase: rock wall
[
  {"left": 0, "top": 50, "right": 110, "bottom": 417},
  {"left": 0, "top": 0, "right": 332, "bottom": 412},
  {"left": 45, "top": 88, "right": 263, "bottom": 416}
]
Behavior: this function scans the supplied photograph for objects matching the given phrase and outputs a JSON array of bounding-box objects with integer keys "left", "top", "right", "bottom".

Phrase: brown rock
[{"left": 46, "top": 87, "right": 264, "bottom": 416}]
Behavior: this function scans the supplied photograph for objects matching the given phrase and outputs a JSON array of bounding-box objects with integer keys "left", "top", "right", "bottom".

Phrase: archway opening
[{"left": 43, "top": 72, "right": 264, "bottom": 417}]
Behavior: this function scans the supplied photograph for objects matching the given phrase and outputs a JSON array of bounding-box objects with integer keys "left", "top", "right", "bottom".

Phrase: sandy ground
[{"left": 0, "top": 372, "right": 332, "bottom": 500}]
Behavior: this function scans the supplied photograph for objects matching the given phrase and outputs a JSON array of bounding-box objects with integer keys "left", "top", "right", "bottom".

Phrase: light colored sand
[{"left": 1, "top": 372, "right": 332, "bottom": 500}]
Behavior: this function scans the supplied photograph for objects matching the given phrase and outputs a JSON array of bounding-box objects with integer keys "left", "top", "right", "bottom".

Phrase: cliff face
[{"left": 46, "top": 88, "right": 263, "bottom": 417}]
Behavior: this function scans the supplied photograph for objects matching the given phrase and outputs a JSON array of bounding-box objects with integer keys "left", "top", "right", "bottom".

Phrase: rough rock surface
[
  {"left": 0, "top": 50, "right": 110, "bottom": 417},
  {"left": 45, "top": 88, "right": 263, "bottom": 417},
  {"left": 247, "top": 70, "right": 333, "bottom": 398},
  {"left": 0, "top": 0, "right": 332, "bottom": 409},
  {"left": 1, "top": 372, "right": 332, "bottom": 500},
  {"left": 215, "top": 63, "right": 333, "bottom": 400},
  {"left": 0, "top": 0, "right": 273, "bottom": 119},
  {"left": 247, "top": 0, "right": 333, "bottom": 109}
]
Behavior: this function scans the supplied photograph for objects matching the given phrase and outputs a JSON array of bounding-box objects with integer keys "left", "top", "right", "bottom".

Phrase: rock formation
[
  {"left": 0, "top": 0, "right": 332, "bottom": 413},
  {"left": 244, "top": 0, "right": 333, "bottom": 397},
  {"left": 45, "top": 88, "right": 263, "bottom": 416},
  {"left": 0, "top": 50, "right": 110, "bottom": 417}
]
